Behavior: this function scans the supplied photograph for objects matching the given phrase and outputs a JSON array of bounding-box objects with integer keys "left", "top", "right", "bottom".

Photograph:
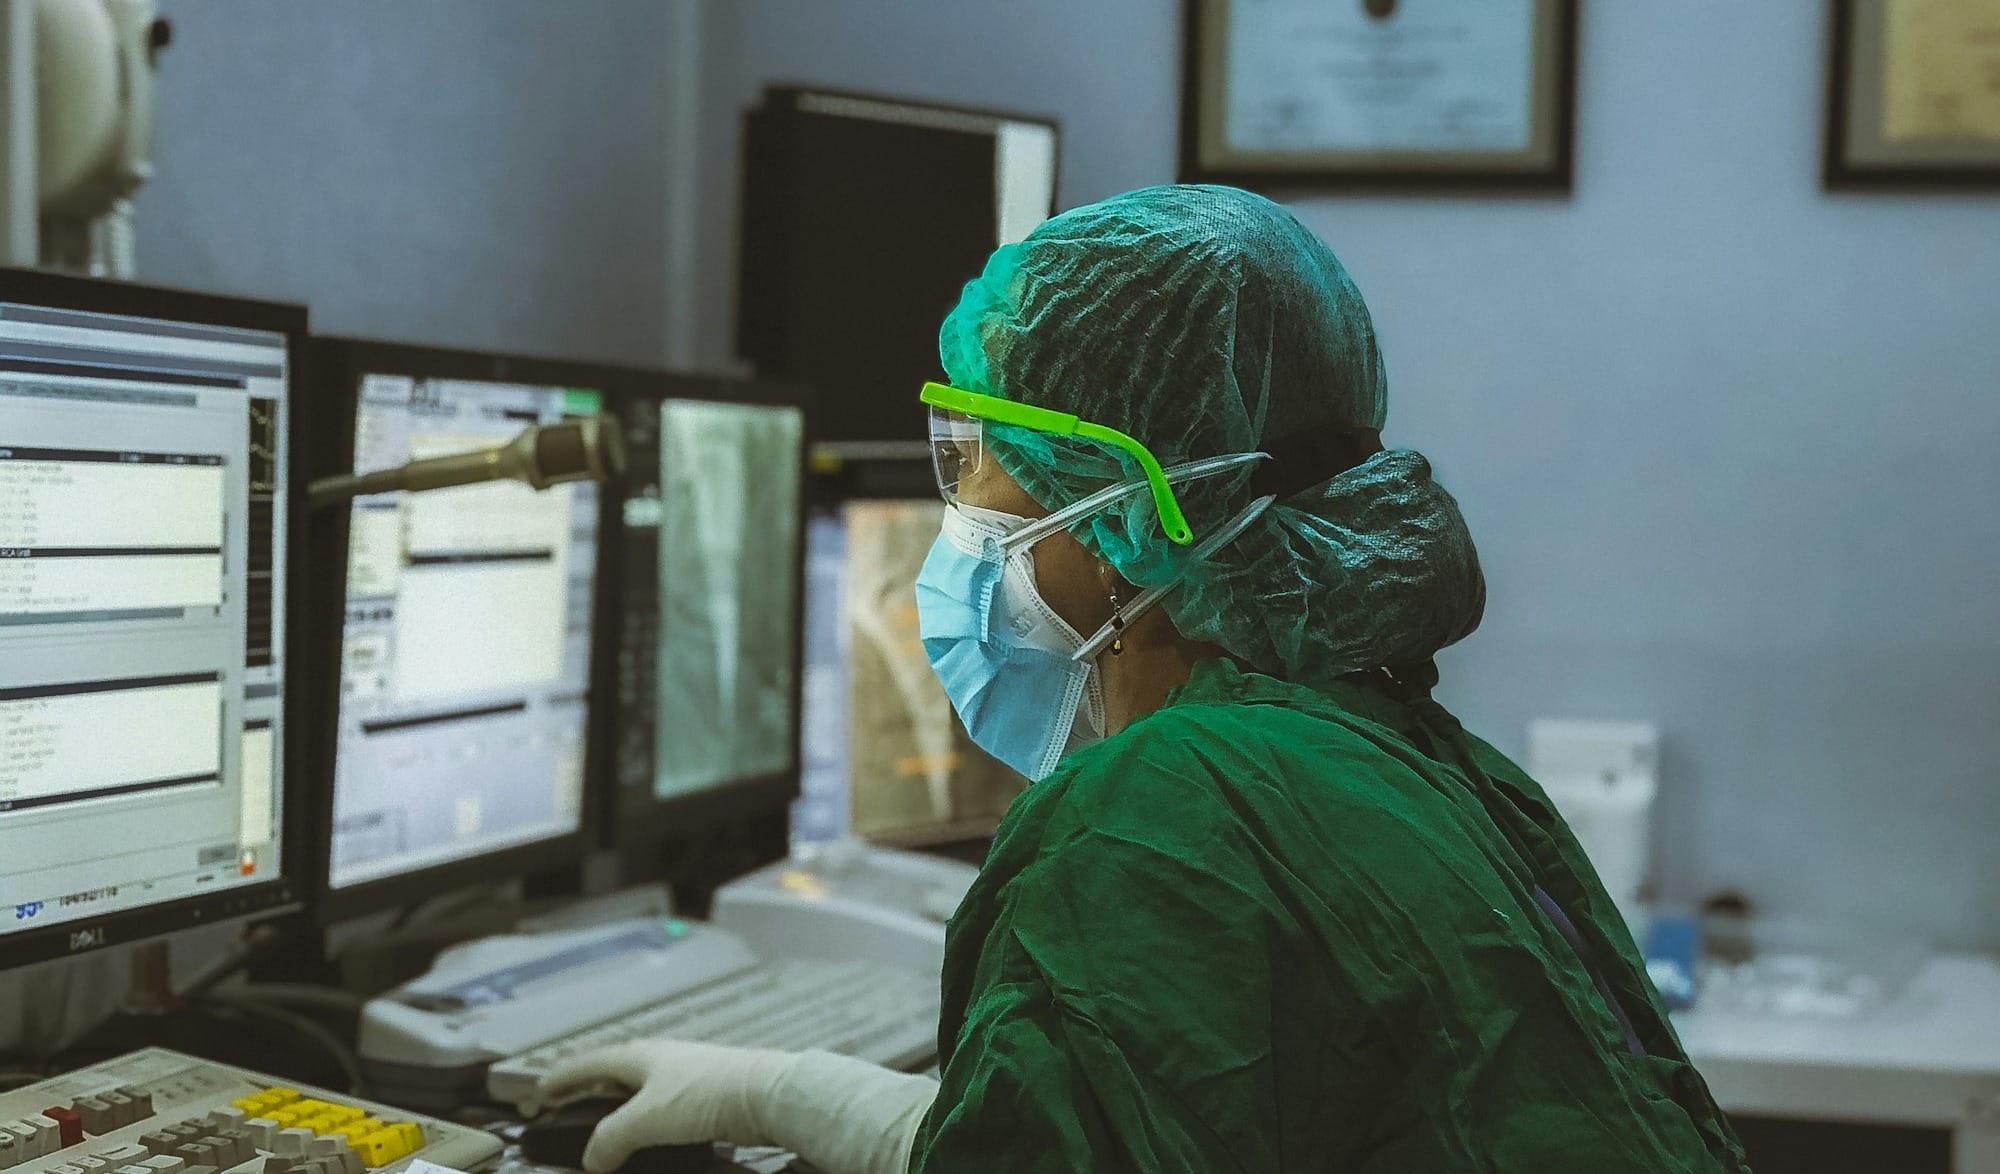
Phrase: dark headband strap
[{"left": 1248, "top": 425, "right": 1384, "bottom": 501}]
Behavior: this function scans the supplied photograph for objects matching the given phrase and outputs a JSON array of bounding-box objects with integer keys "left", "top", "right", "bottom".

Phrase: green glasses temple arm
[{"left": 921, "top": 382, "right": 1193, "bottom": 545}]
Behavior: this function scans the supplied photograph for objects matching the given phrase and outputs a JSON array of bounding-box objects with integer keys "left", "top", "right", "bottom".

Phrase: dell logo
[{"left": 68, "top": 927, "right": 107, "bottom": 953}]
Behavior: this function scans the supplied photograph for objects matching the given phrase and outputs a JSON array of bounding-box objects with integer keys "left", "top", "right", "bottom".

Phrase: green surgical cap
[{"left": 939, "top": 184, "right": 1485, "bottom": 681}]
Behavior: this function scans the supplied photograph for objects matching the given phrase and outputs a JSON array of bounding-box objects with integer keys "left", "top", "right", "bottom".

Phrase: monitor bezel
[
  {"left": 299, "top": 336, "right": 634, "bottom": 924},
  {"left": 0, "top": 266, "right": 309, "bottom": 970},
  {"left": 600, "top": 372, "right": 814, "bottom": 851}
]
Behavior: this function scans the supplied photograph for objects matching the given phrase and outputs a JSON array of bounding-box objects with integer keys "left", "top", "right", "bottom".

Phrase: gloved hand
[
  {"left": 539, "top": 1039, "right": 792, "bottom": 1166},
  {"left": 538, "top": 1039, "right": 937, "bottom": 1174}
]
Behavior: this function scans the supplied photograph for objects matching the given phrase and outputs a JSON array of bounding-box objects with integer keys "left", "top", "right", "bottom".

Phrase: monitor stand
[{"left": 120, "top": 941, "right": 175, "bottom": 1016}]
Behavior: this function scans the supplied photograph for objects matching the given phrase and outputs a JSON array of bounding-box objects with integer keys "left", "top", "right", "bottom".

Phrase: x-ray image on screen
[
  {"left": 653, "top": 400, "right": 803, "bottom": 797},
  {"left": 840, "top": 500, "right": 1024, "bottom": 845}
]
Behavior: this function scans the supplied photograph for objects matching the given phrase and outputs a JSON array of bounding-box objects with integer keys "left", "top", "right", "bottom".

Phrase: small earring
[{"left": 1107, "top": 590, "right": 1126, "bottom": 656}]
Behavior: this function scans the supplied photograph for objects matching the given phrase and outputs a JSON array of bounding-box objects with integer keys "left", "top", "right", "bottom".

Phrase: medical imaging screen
[
  {"left": 328, "top": 375, "right": 601, "bottom": 890},
  {"left": 648, "top": 400, "right": 803, "bottom": 799},
  {"left": 0, "top": 300, "right": 289, "bottom": 934}
]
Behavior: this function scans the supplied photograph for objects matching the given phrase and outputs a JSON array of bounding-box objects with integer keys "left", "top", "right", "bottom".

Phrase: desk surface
[{"left": 1675, "top": 953, "right": 2000, "bottom": 1128}]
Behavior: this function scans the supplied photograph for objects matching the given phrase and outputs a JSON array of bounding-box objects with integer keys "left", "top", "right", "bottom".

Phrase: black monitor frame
[
  {"left": 297, "top": 337, "right": 639, "bottom": 923},
  {"left": 598, "top": 372, "right": 813, "bottom": 853},
  {"left": 0, "top": 267, "right": 309, "bottom": 969},
  {"left": 736, "top": 84, "right": 1060, "bottom": 447}
]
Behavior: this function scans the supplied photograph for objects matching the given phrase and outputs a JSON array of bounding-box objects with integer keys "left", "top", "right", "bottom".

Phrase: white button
[
  {"left": 98, "top": 1095, "right": 135, "bottom": 1131},
  {"left": 28, "top": 1117, "right": 61, "bottom": 1158},
  {"left": 2, "top": 1125, "right": 39, "bottom": 1162},
  {"left": 272, "top": 1130, "right": 314, "bottom": 1158}
]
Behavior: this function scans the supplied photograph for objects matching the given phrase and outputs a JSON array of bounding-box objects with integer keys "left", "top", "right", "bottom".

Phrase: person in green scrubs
[
  {"left": 906, "top": 184, "right": 1750, "bottom": 1171},
  {"left": 543, "top": 184, "right": 1751, "bottom": 1173}
]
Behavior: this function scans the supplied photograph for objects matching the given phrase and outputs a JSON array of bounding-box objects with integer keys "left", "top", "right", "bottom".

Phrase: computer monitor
[
  {"left": 603, "top": 376, "right": 809, "bottom": 848},
  {"left": 0, "top": 268, "right": 306, "bottom": 968},
  {"left": 302, "top": 339, "right": 619, "bottom": 920},
  {"left": 738, "top": 86, "right": 1058, "bottom": 448},
  {"left": 795, "top": 500, "right": 1023, "bottom": 850}
]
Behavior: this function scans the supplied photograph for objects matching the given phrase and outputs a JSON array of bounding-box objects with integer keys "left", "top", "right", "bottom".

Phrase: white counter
[{"left": 1676, "top": 954, "right": 2000, "bottom": 1170}]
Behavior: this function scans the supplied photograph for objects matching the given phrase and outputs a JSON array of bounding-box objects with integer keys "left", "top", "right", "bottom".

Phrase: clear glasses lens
[{"left": 929, "top": 407, "right": 982, "bottom": 502}]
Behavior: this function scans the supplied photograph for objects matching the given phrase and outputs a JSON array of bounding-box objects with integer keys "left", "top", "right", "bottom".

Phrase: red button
[{"left": 44, "top": 1106, "right": 84, "bottom": 1148}]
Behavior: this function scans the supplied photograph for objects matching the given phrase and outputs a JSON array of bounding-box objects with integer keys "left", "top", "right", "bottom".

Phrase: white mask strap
[
  {"left": 999, "top": 451, "right": 1269, "bottom": 555},
  {"left": 1072, "top": 494, "right": 1276, "bottom": 662}
]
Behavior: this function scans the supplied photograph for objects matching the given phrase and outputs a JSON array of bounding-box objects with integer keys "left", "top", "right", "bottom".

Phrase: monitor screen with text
[
  {"left": 327, "top": 375, "right": 599, "bottom": 891},
  {"left": 0, "top": 298, "right": 290, "bottom": 937}
]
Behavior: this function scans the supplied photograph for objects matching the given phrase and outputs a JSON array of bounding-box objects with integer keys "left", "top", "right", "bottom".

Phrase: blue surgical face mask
[
  {"left": 915, "top": 455, "right": 1274, "bottom": 781},
  {"left": 915, "top": 503, "right": 1103, "bottom": 781}
]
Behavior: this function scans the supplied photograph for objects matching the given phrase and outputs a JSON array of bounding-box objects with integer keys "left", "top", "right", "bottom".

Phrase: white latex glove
[{"left": 539, "top": 1040, "right": 937, "bottom": 1174}]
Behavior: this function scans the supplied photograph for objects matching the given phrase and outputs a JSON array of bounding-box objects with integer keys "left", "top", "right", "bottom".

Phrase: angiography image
[{"left": 653, "top": 399, "right": 804, "bottom": 797}]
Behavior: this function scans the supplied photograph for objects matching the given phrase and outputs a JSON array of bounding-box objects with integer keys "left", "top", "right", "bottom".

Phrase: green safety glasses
[{"left": 920, "top": 381, "right": 1194, "bottom": 545}]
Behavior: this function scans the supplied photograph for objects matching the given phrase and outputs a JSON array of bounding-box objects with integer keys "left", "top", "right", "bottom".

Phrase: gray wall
[
  {"left": 136, "top": 0, "right": 673, "bottom": 365},
  {"left": 698, "top": 2, "right": 2000, "bottom": 948}
]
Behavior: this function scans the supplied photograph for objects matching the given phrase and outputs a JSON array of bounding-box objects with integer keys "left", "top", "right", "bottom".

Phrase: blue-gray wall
[
  {"left": 697, "top": 1, "right": 2000, "bottom": 948},
  {"left": 136, "top": 0, "right": 673, "bottom": 365}
]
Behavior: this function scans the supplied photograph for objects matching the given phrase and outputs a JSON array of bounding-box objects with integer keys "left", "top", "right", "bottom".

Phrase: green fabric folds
[
  {"left": 911, "top": 661, "right": 1751, "bottom": 1172},
  {"left": 938, "top": 184, "right": 1484, "bottom": 681}
]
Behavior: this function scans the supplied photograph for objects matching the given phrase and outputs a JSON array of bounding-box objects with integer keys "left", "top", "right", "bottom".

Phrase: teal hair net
[{"left": 939, "top": 184, "right": 1484, "bottom": 682}]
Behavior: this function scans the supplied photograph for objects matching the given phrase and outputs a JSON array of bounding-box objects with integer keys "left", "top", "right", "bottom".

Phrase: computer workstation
[
  {"left": 332, "top": 367, "right": 941, "bottom": 1112},
  {"left": 0, "top": 267, "right": 975, "bottom": 1174}
]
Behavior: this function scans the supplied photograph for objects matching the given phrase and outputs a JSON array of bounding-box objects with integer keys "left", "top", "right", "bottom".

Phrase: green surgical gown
[{"left": 911, "top": 660, "right": 1750, "bottom": 1172}]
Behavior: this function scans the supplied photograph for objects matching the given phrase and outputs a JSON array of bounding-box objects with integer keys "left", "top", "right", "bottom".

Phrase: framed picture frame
[
  {"left": 1825, "top": 0, "right": 2000, "bottom": 189},
  {"left": 1180, "top": 0, "right": 1578, "bottom": 192}
]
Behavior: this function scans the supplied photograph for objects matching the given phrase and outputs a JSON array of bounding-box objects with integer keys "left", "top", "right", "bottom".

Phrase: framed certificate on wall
[
  {"left": 1180, "top": 0, "right": 1578, "bottom": 191},
  {"left": 1826, "top": 0, "right": 2000, "bottom": 188}
]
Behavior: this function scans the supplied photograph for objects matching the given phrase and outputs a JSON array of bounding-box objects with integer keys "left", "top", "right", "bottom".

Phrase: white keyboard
[
  {"left": 0, "top": 1048, "right": 500, "bottom": 1174},
  {"left": 487, "top": 959, "right": 938, "bottom": 1107}
]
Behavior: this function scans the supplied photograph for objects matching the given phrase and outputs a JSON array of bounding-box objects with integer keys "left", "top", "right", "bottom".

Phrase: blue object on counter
[{"left": 1644, "top": 911, "right": 1702, "bottom": 1011}]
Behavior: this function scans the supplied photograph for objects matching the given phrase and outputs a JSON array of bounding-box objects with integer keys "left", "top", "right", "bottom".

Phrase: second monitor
[{"left": 303, "top": 340, "right": 616, "bottom": 920}]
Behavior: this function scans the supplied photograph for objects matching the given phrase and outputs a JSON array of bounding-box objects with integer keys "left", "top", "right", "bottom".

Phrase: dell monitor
[
  {"left": 603, "top": 376, "right": 809, "bottom": 849},
  {"left": 0, "top": 269, "right": 305, "bottom": 968},
  {"left": 303, "top": 340, "right": 617, "bottom": 921}
]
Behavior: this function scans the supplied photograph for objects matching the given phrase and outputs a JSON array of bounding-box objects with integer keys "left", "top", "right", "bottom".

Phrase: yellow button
[
  {"left": 239, "top": 1088, "right": 292, "bottom": 1114},
  {"left": 351, "top": 1129, "right": 406, "bottom": 1167},
  {"left": 348, "top": 1133, "right": 392, "bottom": 1167},
  {"left": 291, "top": 1100, "right": 331, "bottom": 1118},
  {"left": 320, "top": 1106, "right": 364, "bottom": 1126},
  {"left": 298, "top": 1115, "right": 339, "bottom": 1136},
  {"left": 336, "top": 1120, "right": 383, "bottom": 1144},
  {"left": 388, "top": 1122, "right": 424, "bottom": 1154},
  {"left": 266, "top": 1107, "right": 306, "bottom": 1127}
]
